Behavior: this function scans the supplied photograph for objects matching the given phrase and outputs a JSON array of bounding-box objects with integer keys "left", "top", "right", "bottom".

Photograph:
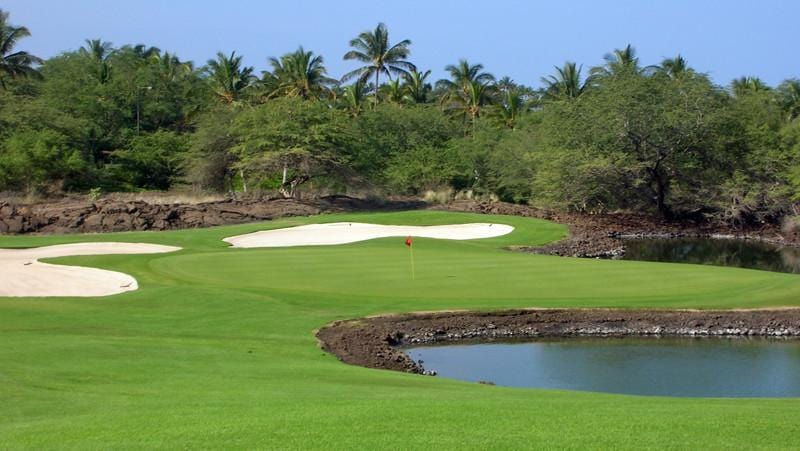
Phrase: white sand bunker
[
  {"left": 223, "top": 222, "right": 514, "bottom": 248},
  {"left": 0, "top": 242, "right": 180, "bottom": 297}
]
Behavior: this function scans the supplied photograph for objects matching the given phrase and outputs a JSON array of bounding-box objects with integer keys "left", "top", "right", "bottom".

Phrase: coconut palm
[
  {"left": 0, "top": 9, "right": 42, "bottom": 88},
  {"left": 591, "top": 44, "right": 644, "bottom": 78},
  {"left": 381, "top": 78, "right": 405, "bottom": 103},
  {"left": 402, "top": 69, "right": 431, "bottom": 103},
  {"left": 205, "top": 51, "right": 256, "bottom": 104},
  {"left": 340, "top": 79, "right": 370, "bottom": 117},
  {"left": 154, "top": 52, "right": 193, "bottom": 82},
  {"left": 659, "top": 54, "right": 690, "bottom": 79},
  {"left": 80, "top": 39, "right": 114, "bottom": 83},
  {"left": 342, "top": 22, "right": 415, "bottom": 99},
  {"left": 731, "top": 76, "right": 771, "bottom": 97},
  {"left": 440, "top": 59, "right": 495, "bottom": 91},
  {"left": 776, "top": 79, "right": 800, "bottom": 120},
  {"left": 541, "top": 62, "right": 589, "bottom": 100},
  {"left": 492, "top": 88, "right": 530, "bottom": 129},
  {"left": 266, "top": 47, "right": 336, "bottom": 100},
  {"left": 447, "top": 80, "right": 496, "bottom": 122}
]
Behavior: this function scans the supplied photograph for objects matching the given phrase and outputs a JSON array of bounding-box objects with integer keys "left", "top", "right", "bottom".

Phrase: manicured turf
[{"left": 1, "top": 211, "right": 799, "bottom": 449}]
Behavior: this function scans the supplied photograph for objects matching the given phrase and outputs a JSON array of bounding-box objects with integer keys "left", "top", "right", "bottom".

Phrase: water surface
[
  {"left": 623, "top": 237, "right": 800, "bottom": 274},
  {"left": 406, "top": 337, "right": 800, "bottom": 397}
]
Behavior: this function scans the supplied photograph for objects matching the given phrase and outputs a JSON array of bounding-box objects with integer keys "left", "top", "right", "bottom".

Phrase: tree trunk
[
  {"left": 374, "top": 70, "right": 380, "bottom": 106},
  {"left": 239, "top": 169, "right": 247, "bottom": 193}
]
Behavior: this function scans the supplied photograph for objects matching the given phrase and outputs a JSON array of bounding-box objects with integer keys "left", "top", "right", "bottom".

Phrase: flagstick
[{"left": 409, "top": 243, "right": 415, "bottom": 281}]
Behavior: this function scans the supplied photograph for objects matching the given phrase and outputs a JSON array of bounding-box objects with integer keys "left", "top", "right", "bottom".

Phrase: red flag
[{"left": 405, "top": 236, "right": 413, "bottom": 247}]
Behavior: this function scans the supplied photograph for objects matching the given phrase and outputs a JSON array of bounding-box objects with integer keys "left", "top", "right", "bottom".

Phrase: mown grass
[{"left": 1, "top": 210, "right": 799, "bottom": 449}]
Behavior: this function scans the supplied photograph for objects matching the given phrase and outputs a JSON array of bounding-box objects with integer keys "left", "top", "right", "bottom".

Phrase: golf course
[{"left": 2, "top": 210, "right": 800, "bottom": 449}]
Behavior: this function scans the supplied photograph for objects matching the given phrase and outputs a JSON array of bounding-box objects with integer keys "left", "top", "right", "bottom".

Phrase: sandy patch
[
  {"left": 0, "top": 242, "right": 180, "bottom": 297},
  {"left": 223, "top": 222, "right": 514, "bottom": 248}
]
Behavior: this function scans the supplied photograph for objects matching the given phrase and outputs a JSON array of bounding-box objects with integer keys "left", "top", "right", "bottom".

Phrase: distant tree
[
  {"left": 205, "top": 51, "right": 255, "bottom": 105},
  {"left": 658, "top": 54, "right": 691, "bottom": 79},
  {"left": 230, "top": 97, "right": 355, "bottom": 198},
  {"left": 446, "top": 80, "right": 496, "bottom": 123},
  {"left": 340, "top": 79, "right": 370, "bottom": 117},
  {"left": 776, "top": 79, "right": 800, "bottom": 121},
  {"left": 492, "top": 88, "right": 530, "bottom": 129},
  {"left": 440, "top": 59, "right": 495, "bottom": 91},
  {"left": 80, "top": 39, "right": 114, "bottom": 84},
  {"left": 0, "top": 9, "right": 42, "bottom": 88},
  {"left": 591, "top": 44, "right": 645, "bottom": 78},
  {"left": 541, "top": 62, "right": 590, "bottom": 100},
  {"left": 342, "top": 22, "right": 415, "bottom": 101},
  {"left": 265, "top": 46, "right": 336, "bottom": 100},
  {"left": 402, "top": 69, "right": 431, "bottom": 103},
  {"left": 731, "top": 76, "right": 771, "bottom": 97},
  {"left": 381, "top": 78, "right": 405, "bottom": 104}
]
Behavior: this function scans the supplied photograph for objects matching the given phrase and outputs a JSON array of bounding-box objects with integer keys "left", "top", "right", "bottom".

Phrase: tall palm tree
[
  {"left": 80, "top": 39, "right": 114, "bottom": 84},
  {"left": 342, "top": 22, "right": 415, "bottom": 100},
  {"left": 447, "top": 80, "right": 496, "bottom": 122},
  {"left": 441, "top": 59, "right": 495, "bottom": 90},
  {"left": 266, "top": 46, "right": 336, "bottom": 100},
  {"left": 777, "top": 79, "right": 800, "bottom": 121},
  {"left": 541, "top": 62, "right": 589, "bottom": 100},
  {"left": 0, "top": 9, "right": 42, "bottom": 88},
  {"left": 402, "top": 69, "right": 431, "bottom": 103},
  {"left": 731, "top": 76, "right": 771, "bottom": 97},
  {"left": 591, "top": 44, "right": 643, "bottom": 77},
  {"left": 205, "top": 51, "right": 255, "bottom": 104}
]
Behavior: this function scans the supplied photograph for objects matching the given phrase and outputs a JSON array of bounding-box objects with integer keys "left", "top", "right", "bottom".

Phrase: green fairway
[{"left": 1, "top": 210, "right": 799, "bottom": 449}]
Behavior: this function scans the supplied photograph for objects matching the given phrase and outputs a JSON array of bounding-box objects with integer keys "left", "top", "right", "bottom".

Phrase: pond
[
  {"left": 405, "top": 337, "right": 800, "bottom": 397},
  {"left": 622, "top": 237, "right": 800, "bottom": 274}
]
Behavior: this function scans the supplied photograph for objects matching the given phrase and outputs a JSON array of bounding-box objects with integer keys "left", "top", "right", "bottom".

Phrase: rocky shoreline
[
  {"left": 0, "top": 195, "right": 423, "bottom": 234},
  {"left": 316, "top": 309, "right": 800, "bottom": 374}
]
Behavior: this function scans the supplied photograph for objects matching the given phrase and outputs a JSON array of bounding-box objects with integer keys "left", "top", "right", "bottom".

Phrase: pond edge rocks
[{"left": 316, "top": 309, "right": 800, "bottom": 374}]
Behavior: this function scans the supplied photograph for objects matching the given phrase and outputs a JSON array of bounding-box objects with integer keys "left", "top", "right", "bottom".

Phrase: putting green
[{"left": 1, "top": 211, "right": 798, "bottom": 449}]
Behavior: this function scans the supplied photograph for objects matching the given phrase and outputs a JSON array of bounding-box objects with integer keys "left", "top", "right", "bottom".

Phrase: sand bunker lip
[
  {"left": 0, "top": 242, "right": 180, "bottom": 297},
  {"left": 223, "top": 222, "right": 514, "bottom": 248}
]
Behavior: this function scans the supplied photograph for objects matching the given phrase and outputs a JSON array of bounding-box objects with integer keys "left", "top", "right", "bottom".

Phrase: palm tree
[
  {"left": 266, "top": 46, "right": 336, "bottom": 100},
  {"left": 659, "top": 54, "right": 690, "bottom": 79},
  {"left": 154, "top": 52, "right": 193, "bottom": 82},
  {"left": 342, "top": 22, "right": 415, "bottom": 101},
  {"left": 402, "top": 69, "right": 431, "bottom": 103},
  {"left": 447, "top": 80, "right": 496, "bottom": 122},
  {"left": 81, "top": 39, "right": 114, "bottom": 61},
  {"left": 591, "top": 44, "right": 643, "bottom": 77},
  {"left": 341, "top": 79, "right": 370, "bottom": 117},
  {"left": 0, "top": 9, "right": 42, "bottom": 88},
  {"left": 541, "top": 62, "right": 589, "bottom": 100},
  {"left": 120, "top": 43, "right": 161, "bottom": 60},
  {"left": 381, "top": 78, "right": 405, "bottom": 103},
  {"left": 493, "top": 88, "right": 529, "bottom": 129},
  {"left": 440, "top": 59, "right": 495, "bottom": 90},
  {"left": 777, "top": 79, "right": 800, "bottom": 121},
  {"left": 80, "top": 39, "right": 114, "bottom": 84},
  {"left": 205, "top": 51, "right": 255, "bottom": 104},
  {"left": 731, "top": 76, "right": 771, "bottom": 97}
]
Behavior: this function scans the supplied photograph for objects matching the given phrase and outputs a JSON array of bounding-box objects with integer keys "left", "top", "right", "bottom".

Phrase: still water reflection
[
  {"left": 406, "top": 337, "right": 800, "bottom": 397},
  {"left": 623, "top": 238, "right": 800, "bottom": 274}
]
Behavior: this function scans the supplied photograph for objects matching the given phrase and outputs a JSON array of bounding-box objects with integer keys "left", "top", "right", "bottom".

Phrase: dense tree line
[{"left": 1, "top": 10, "right": 799, "bottom": 224}]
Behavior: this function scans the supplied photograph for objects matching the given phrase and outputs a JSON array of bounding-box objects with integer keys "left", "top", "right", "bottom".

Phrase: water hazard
[
  {"left": 405, "top": 337, "right": 800, "bottom": 397},
  {"left": 622, "top": 237, "right": 800, "bottom": 274}
]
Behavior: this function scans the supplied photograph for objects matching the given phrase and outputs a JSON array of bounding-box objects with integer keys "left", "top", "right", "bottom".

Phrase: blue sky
[{"left": 5, "top": 0, "right": 799, "bottom": 88}]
